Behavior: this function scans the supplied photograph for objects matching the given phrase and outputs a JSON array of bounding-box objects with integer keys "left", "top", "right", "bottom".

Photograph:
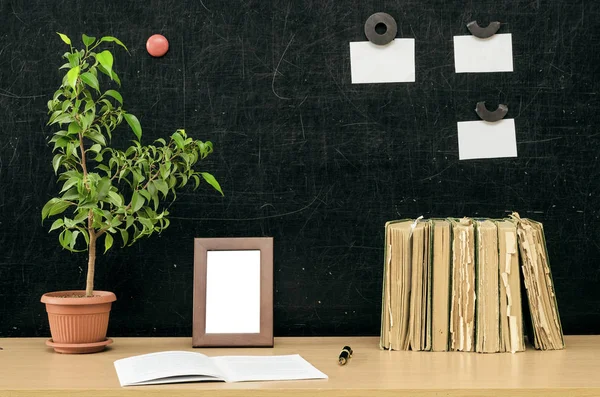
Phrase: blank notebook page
[{"left": 213, "top": 354, "right": 328, "bottom": 383}]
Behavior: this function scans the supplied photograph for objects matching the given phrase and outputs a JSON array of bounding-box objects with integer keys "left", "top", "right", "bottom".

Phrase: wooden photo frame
[{"left": 193, "top": 237, "right": 273, "bottom": 347}]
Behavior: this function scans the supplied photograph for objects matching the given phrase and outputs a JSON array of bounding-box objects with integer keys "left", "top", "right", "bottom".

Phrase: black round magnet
[{"left": 364, "top": 12, "right": 397, "bottom": 46}]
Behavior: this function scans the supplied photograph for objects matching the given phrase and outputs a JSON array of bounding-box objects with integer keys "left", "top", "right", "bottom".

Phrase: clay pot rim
[{"left": 41, "top": 290, "right": 116, "bottom": 305}]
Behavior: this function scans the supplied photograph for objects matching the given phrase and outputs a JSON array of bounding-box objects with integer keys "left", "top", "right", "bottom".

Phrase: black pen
[{"left": 338, "top": 345, "right": 353, "bottom": 365}]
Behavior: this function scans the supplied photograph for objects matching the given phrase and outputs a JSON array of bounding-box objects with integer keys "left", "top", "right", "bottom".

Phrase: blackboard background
[{"left": 1, "top": 0, "right": 599, "bottom": 337}]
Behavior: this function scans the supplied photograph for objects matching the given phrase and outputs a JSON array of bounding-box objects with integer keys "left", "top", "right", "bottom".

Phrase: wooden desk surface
[{"left": 0, "top": 336, "right": 599, "bottom": 396}]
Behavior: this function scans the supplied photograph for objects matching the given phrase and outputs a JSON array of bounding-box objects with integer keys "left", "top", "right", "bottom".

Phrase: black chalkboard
[{"left": 1, "top": 0, "right": 599, "bottom": 337}]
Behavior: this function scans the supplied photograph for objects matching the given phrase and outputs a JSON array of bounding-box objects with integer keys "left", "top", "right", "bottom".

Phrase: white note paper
[
  {"left": 349, "top": 39, "right": 415, "bottom": 84},
  {"left": 453, "top": 34, "right": 513, "bottom": 73},
  {"left": 457, "top": 119, "right": 517, "bottom": 160}
]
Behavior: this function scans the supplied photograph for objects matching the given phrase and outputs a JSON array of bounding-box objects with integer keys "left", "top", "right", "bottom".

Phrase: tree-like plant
[{"left": 42, "top": 33, "right": 223, "bottom": 297}]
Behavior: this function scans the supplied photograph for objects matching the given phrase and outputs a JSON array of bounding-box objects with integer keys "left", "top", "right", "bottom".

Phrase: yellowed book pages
[
  {"left": 431, "top": 220, "right": 451, "bottom": 352},
  {"left": 475, "top": 220, "right": 500, "bottom": 353},
  {"left": 380, "top": 220, "right": 413, "bottom": 350},
  {"left": 497, "top": 220, "right": 525, "bottom": 353},
  {"left": 511, "top": 213, "right": 564, "bottom": 350},
  {"left": 450, "top": 218, "right": 475, "bottom": 352}
]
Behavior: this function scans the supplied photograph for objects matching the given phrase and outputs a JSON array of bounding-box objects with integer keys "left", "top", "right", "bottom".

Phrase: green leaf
[
  {"left": 159, "top": 164, "right": 171, "bottom": 179},
  {"left": 120, "top": 229, "right": 129, "bottom": 246},
  {"left": 171, "top": 132, "right": 184, "bottom": 149},
  {"left": 95, "top": 51, "right": 114, "bottom": 77},
  {"left": 123, "top": 113, "right": 142, "bottom": 141},
  {"left": 88, "top": 144, "right": 102, "bottom": 154},
  {"left": 168, "top": 174, "right": 177, "bottom": 189},
  {"left": 178, "top": 173, "right": 189, "bottom": 188},
  {"left": 179, "top": 153, "right": 190, "bottom": 165},
  {"left": 80, "top": 113, "right": 95, "bottom": 132},
  {"left": 49, "top": 200, "right": 71, "bottom": 216},
  {"left": 52, "top": 154, "right": 64, "bottom": 174},
  {"left": 66, "top": 66, "right": 80, "bottom": 89},
  {"left": 198, "top": 140, "right": 214, "bottom": 158},
  {"left": 131, "top": 191, "right": 145, "bottom": 212},
  {"left": 104, "top": 233, "right": 114, "bottom": 253},
  {"left": 59, "top": 229, "right": 72, "bottom": 250},
  {"left": 139, "top": 189, "right": 151, "bottom": 201},
  {"left": 63, "top": 217, "right": 76, "bottom": 229},
  {"left": 63, "top": 217, "right": 77, "bottom": 228},
  {"left": 66, "top": 52, "right": 80, "bottom": 68},
  {"left": 52, "top": 113, "right": 74, "bottom": 126},
  {"left": 61, "top": 187, "right": 79, "bottom": 201},
  {"left": 104, "top": 89, "right": 123, "bottom": 104},
  {"left": 86, "top": 130, "right": 107, "bottom": 146},
  {"left": 82, "top": 34, "right": 96, "bottom": 47},
  {"left": 192, "top": 174, "right": 201, "bottom": 189},
  {"left": 97, "top": 64, "right": 119, "bottom": 85},
  {"left": 61, "top": 100, "right": 71, "bottom": 112},
  {"left": 49, "top": 219, "right": 64, "bottom": 232},
  {"left": 107, "top": 191, "right": 123, "bottom": 207},
  {"left": 80, "top": 72, "right": 99, "bottom": 91},
  {"left": 97, "top": 178, "right": 111, "bottom": 200},
  {"left": 51, "top": 137, "right": 69, "bottom": 151},
  {"left": 100, "top": 36, "right": 129, "bottom": 51},
  {"left": 84, "top": 99, "right": 95, "bottom": 112},
  {"left": 201, "top": 172, "right": 223, "bottom": 195},
  {"left": 138, "top": 216, "right": 154, "bottom": 230},
  {"left": 73, "top": 210, "right": 88, "bottom": 224},
  {"left": 70, "top": 230, "right": 80, "bottom": 250},
  {"left": 57, "top": 32, "right": 71, "bottom": 45},
  {"left": 67, "top": 122, "right": 82, "bottom": 135},
  {"left": 42, "top": 198, "right": 64, "bottom": 220},
  {"left": 60, "top": 177, "right": 79, "bottom": 193},
  {"left": 48, "top": 111, "right": 62, "bottom": 124},
  {"left": 153, "top": 179, "right": 169, "bottom": 198},
  {"left": 110, "top": 70, "right": 121, "bottom": 86}
]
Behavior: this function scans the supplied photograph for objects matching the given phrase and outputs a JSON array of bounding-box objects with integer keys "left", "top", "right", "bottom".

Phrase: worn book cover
[
  {"left": 380, "top": 219, "right": 414, "bottom": 350},
  {"left": 510, "top": 213, "right": 564, "bottom": 350},
  {"left": 496, "top": 219, "right": 525, "bottom": 353},
  {"left": 431, "top": 219, "right": 451, "bottom": 352},
  {"left": 408, "top": 220, "right": 432, "bottom": 351},
  {"left": 474, "top": 219, "right": 500, "bottom": 353},
  {"left": 449, "top": 217, "right": 476, "bottom": 352}
]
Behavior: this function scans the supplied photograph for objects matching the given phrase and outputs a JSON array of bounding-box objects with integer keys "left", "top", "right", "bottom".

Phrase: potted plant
[{"left": 41, "top": 33, "right": 223, "bottom": 353}]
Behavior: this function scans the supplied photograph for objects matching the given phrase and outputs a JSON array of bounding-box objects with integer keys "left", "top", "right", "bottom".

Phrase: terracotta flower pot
[{"left": 40, "top": 290, "right": 116, "bottom": 354}]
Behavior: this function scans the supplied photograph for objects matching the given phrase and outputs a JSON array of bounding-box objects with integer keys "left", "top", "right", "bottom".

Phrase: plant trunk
[
  {"left": 86, "top": 232, "right": 96, "bottom": 296},
  {"left": 86, "top": 209, "right": 96, "bottom": 297}
]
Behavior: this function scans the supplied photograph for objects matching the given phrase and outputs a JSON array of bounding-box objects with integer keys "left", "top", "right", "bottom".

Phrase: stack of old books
[{"left": 380, "top": 213, "right": 564, "bottom": 353}]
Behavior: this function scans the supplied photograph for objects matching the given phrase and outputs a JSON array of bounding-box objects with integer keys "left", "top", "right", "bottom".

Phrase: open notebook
[{"left": 114, "top": 351, "right": 328, "bottom": 386}]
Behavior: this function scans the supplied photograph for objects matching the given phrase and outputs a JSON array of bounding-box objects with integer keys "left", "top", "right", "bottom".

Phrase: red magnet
[{"left": 146, "top": 34, "right": 169, "bottom": 57}]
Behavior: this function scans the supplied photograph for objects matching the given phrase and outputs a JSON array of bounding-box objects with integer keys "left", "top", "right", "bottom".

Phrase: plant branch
[
  {"left": 78, "top": 132, "right": 90, "bottom": 190},
  {"left": 96, "top": 228, "right": 108, "bottom": 238}
]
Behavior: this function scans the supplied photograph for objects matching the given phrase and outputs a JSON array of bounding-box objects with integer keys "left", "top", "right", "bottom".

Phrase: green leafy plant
[{"left": 42, "top": 33, "right": 223, "bottom": 297}]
